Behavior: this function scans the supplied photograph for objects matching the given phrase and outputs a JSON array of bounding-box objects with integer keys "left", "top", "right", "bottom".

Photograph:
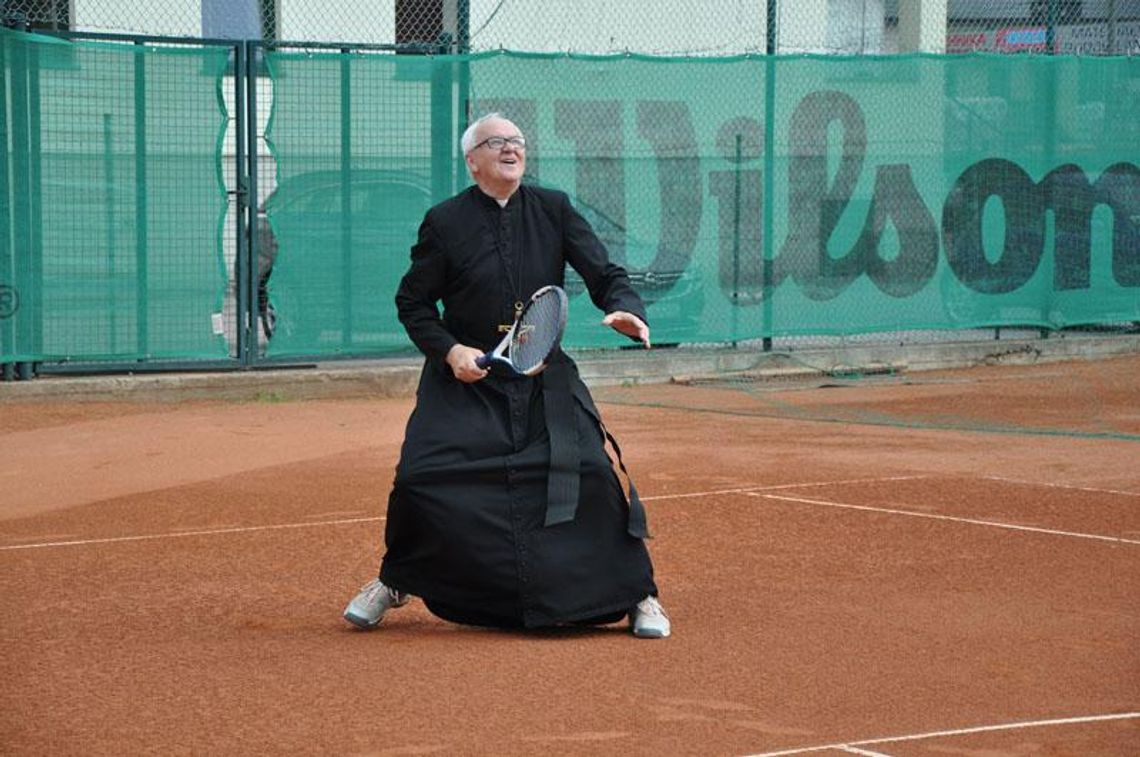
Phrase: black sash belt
[
  {"left": 598, "top": 420, "right": 650, "bottom": 540},
  {"left": 542, "top": 362, "right": 650, "bottom": 539},
  {"left": 542, "top": 362, "right": 581, "bottom": 528}
]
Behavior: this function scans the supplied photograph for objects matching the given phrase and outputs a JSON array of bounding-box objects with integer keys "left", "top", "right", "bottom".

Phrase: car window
[
  {"left": 271, "top": 178, "right": 344, "bottom": 216},
  {"left": 300, "top": 187, "right": 341, "bottom": 214}
]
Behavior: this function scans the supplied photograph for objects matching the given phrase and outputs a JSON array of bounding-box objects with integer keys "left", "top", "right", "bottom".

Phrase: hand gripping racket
[{"left": 476, "top": 285, "right": 569, "bottom": 377}]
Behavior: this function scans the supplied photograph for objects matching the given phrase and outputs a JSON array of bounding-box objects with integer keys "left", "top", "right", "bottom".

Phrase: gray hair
[{"left": 460, "top": 112, "right": 504, "bottom": 154}]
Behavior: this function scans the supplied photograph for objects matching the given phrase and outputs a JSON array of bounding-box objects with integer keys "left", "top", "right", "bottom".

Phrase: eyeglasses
[{"left": 472, "top": 135, "right": 526, "bottom": 151}]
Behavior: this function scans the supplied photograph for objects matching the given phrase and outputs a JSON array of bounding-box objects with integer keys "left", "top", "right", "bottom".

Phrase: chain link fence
[
  {"left": 3, "top": 1, "right": 1139, "bottom": 55},
  {"left": 4, "top": 3, "right": 1139, "bottom": 375}
]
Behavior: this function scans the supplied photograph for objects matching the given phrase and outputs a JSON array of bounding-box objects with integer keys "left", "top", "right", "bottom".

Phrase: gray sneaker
[
  {"left": 343, "top": 578, "right": 410, "bottom": 629},
  {"left": 629, "top": 595, "right": 671, "bottom": 639}
]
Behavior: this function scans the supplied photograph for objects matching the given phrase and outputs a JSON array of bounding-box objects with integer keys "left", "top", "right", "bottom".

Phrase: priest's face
[{"left": 465, "top": 117, "right": 526, "bottom": 198}]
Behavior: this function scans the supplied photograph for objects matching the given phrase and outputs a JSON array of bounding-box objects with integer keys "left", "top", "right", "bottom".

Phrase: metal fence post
[
  {"left": 26, "top": 39, "right": 43, "bottom": 377},
  {"left": 431, "top": 36, "right": 455, "bottom": 204},
  {"left": 133, "top": 40, "right": 149, "bottom": 359},
  {"left": 9, "top": 32, "right": 34, "bottom": 377},
  {"left": 102, "top": 113, "right": 118, "bottom": 354},
  {"left": 1043, "top": 2, "right": 1058, "bottom": 338},
  {"left": 340, "top": 47, "right": 354, "bottom": 347},
  {"left": 244, "top": 41, "right": 261, "bottom": 365},
  {"left": 0, "top": 34, "right": 13, "bottom": 375},
  {"left": 762, "top": 0, "right": 777, "bottom": 352},
  {"left": 455, "top": 0, "right": 471, "bottom": 191},
  {"left": 234, "top": 41, "right": 253, "bottom": 366}
]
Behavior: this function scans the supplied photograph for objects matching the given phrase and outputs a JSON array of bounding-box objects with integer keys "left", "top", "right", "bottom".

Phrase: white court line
[
  {"left": 0, "top": 516, "right": 385, "bottom": 552},
  {"left": 839, "top": 748, "right": 893, "bottom": 757},
  {"left": 980, "top": 475, "right": 1140, "bottom": 498},
  {"left": 4, "top": 473, "right": 1133, "bottom": 552},
  {"left": 745, "top": 711, "right": 1140, "bottom": 756},
  {"left": 758, "top": 493, "right": 1140, "bottom": 545},
  {"left": 640, "top": 476, "right": 928, "bottom": 502},
  {"left": 0, "top": 477, "right": 896, "bottom": 552},
  {"left": 0, "top": 476, "right": 919, "bottom": 554}
]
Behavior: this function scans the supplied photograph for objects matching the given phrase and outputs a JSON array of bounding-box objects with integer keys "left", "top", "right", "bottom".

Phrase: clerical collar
[{"left": 477, "top": 186, "right": 516, "bottom": 208}]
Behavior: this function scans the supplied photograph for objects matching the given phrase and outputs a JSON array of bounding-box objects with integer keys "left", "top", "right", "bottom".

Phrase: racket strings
[{"left": 511, "top": 292, "right": 563, "bottom": 371}]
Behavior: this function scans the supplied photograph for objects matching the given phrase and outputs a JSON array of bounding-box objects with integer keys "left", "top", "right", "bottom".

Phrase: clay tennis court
[{"left": 2, "top": 353, "right": 1138, "bottom": 755}]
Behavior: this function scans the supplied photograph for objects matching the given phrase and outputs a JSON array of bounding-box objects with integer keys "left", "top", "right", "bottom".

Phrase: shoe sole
[
  {"left": 631, "top": 626, "right": 670, "bottom": 639},
  {"left": 343, "top": 610, "right": 381, "bottom": 630}
]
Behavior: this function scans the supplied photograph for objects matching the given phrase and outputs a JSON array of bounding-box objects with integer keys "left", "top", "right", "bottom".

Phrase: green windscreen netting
[
  {"left": 263, "top": 49, "right": 1138, "bottom": 357},
  {"left": 4, "top": 31, "right": 1137, "bottom": 365},
  {"left": 262, "top": 51, "right": 439, "bottom": 356},
  {"left": 1, "top": 28, "right": 229, "bottom": 363}
]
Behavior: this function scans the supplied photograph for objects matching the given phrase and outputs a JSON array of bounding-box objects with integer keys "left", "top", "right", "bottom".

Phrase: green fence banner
[
  {"left": 5, "top": 33, "right": 1137, "bottom": 366},
  {"left": 1, "top": 28, "right": 230, "bottom": 364},
  {"left": 264, "top": 50, "right": 1138, "bottom": 357}
]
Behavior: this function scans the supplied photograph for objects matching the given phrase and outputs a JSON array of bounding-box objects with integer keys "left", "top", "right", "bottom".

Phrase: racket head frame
[{"left": 476, "top": 284, "right": 568, "bottom": 377}]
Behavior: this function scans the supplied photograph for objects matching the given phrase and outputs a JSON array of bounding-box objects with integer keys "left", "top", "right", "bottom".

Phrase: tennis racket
[{"left": 476, "top": 285, "right": 569, "bottom": 377}]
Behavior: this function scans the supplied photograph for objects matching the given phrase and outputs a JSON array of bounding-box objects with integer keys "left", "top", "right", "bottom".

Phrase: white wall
[
  {"left": 466, "top": 0, "right": 767, "bottom": 55},
  {"left": 74, "top": 0, "right": 202, "bottom": 37},
  {"left": 898, "top": 0, "right": 948, "bottom": 52},
  {"left": 277, "top": 1, "right": 395, "bottom": 44}
]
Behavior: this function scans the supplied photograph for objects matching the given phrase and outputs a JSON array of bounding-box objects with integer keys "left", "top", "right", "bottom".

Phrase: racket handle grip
[{"left": 475, "top": 354, "right": 491, "bottom": 370}]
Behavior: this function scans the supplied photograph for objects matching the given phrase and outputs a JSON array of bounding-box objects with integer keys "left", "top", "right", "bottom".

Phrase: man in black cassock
[{"left": 343, "top": 113, "right": 670, "bottom": 638}]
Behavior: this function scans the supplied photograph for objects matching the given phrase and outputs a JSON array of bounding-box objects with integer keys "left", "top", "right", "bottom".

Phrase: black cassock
[{"left": 378, "top": 184, "right": 657, "bottom": 628}]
